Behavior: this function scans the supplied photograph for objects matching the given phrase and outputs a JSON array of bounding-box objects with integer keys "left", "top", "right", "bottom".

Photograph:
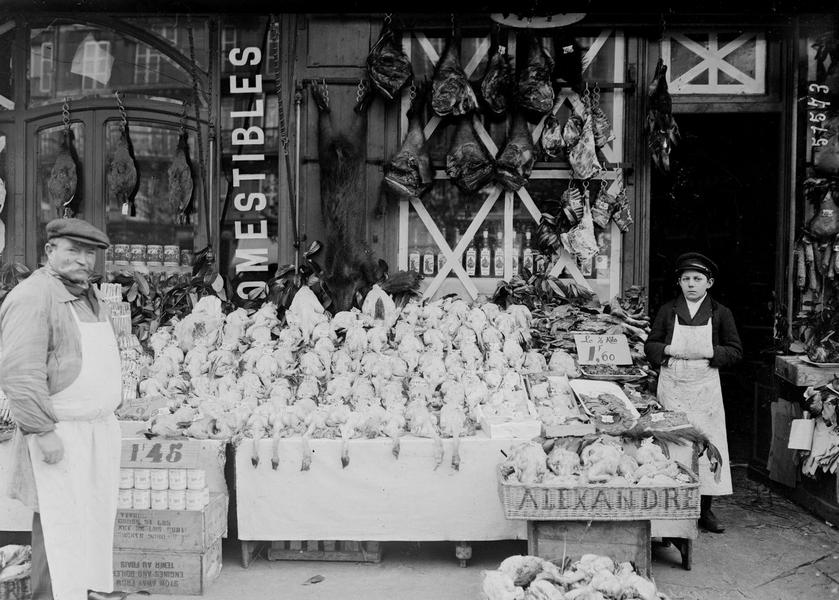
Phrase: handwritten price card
[
  {"left": 121, "top": 440, "right": 201, "bottom": 469},
  {"left": 573, "top": 334, "right": 632, "bottom": 365}
]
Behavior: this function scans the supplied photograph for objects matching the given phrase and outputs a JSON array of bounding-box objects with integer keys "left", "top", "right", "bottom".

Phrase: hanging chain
[
  {"left": 384, "top": 13, "right": 392, "bottom": 25},
  {"left": 321, "top": 78, "right": 330, "bottom": 107},
  {"left": 356, "top": 79, "right": 368, "bottom": 103},
  {"left": 271, "top": 16, "right": 290, "bottom": 154},
  {"left": 114, "top": 91, "right": 127, "bottom": 128},
  {"left": 450, "top": 13, "right": 455, "bottom": 36},
  {"left": 62, "top": 97, "right": 71, "bottom": 131},
  {"left": 592, "top": 82, "right": 601, "bottom": 110},
  {"left": 179, "top": 100, "right": 188, "bottom": 135},
  {"left": 408, "top": 82, "right": 416, "bottom": 102}
]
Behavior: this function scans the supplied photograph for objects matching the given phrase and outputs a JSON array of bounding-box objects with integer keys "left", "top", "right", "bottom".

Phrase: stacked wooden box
[{"left": 113, "top": 439, "right": 227, "bottom": 595}]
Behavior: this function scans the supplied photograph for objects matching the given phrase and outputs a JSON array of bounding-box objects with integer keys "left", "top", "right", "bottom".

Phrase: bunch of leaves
[
  {"left": 792, "top": 294, "right": 839, "bottom": 358},
  {"left": 492, "top": 269, "right": 598, "bottom": 310},
  {"left": 0, "top": 261, "right": 31, "bottom": 308},
  {"left": 111, "top": 246, "right": 231, "bottom": 342},
  {"left": 241, "top": 241, "right": 332, "bottom": 318}
]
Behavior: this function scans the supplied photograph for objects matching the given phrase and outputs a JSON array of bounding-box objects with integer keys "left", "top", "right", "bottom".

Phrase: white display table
[
  {"left": 0, "top": 438, "right": 32, "bottom": 531},
  {"left": 235, "top": 434, "right": 528, "bottom": 543}
]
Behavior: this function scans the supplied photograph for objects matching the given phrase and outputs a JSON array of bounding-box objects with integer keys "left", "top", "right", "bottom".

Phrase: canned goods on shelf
[
  {"left": 185, "top": 488, "right": 204, "bottom": 511},
  {"left": 132, "top": 488, "right": 151, "bottom": 510},
  {"left": 150, "top": 469, "right": 169, "bottom": 491},
  {"left": 167, "top": 489, "right": 186, "bottom": 511},
  {"left": 117, "top": 488, "right": 133, "bottom": 509},
  {"left": 163, "top": 245, "right": 180, "bottom": 266},
  {"left": 118, "top": 469, "right": 134, "bottom": 489},
  {"left": 187, "top": 469, "right": 205, "bottom": 490},
  {"left": 146, "top": 244, "right": 164, "bottom": 266},
  {"left": 168, "top": 468, "right": 187, "bottom": 490},
  {"left": 150, "top": 490, "right": 168, "bottom": 510},
  {"left": 132, "top": 468, "right": 151, "bottom": 490}
]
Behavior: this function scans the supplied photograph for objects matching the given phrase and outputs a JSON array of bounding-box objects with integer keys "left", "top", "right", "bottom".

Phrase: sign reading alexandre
[
  {"left": 515, "top": 485, "right": 699, "bottom": 518},
  {"left": 227, "top": 45, "right": 272, "bottom": 302}
]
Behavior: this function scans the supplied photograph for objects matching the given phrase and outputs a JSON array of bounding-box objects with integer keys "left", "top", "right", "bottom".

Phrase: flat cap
[
  {"left": 675, "top": 252, "right": 718, "bottom": 278},
  {"left": 46, "top": 217, "right": 110, "bottom": 249}
]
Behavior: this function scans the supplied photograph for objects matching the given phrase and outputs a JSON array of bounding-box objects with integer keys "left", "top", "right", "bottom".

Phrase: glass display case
[{"left": 397, "top": 28, "right": 628, "bottom": 301}]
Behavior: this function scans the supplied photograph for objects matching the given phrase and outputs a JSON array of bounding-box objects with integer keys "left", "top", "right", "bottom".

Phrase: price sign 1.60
[
  {"left": 121, "top": 440, "right": 201, "bottom": 469},
  {"left": 573, "top": 334, "right": 633, "bottom": 365}
]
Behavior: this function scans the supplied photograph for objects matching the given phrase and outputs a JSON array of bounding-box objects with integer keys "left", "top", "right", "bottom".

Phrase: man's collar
[{"left": 44, "top": 266, "right": 93, "bottom": 302}]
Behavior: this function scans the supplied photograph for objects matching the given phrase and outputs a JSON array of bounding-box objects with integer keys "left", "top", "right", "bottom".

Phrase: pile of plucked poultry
[
  {"left": 135, "top": 286, "right": 558, "bottom": 471},
  {"left": 500, "top": 437, "right": 692, "bottom": 488},
  {"left": 481, "top": 553, "right": 668, "bottom": 600}
]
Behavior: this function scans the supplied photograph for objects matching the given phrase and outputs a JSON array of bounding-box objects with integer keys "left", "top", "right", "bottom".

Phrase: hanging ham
[
  {"left": 540, "top": 113, "right": 564, "bottom": 159},
  {"left": 480, "top": 46, "right": 514, "bottom": 117},
  {"left": 168, "top": 132, "right": 195, "bottom": 225},
  {"left": 568, "top": 109, "right": 602, "bottom": 180},
  {"left": 48, "top": 129, "right": 79, "bottom": 218},
  {"left": 366, "top": 21, "right": 413, "bottom": 101},
  {"left": 496, "top": 109, "right": 535, "bottom": 192},
  {"left": 645, "top": 58, "right": 680, "bottom": 173},
  {"left": 107, "top": 125, "right": 139, "bottom": 216},
  {"left": 445, "top": 116, "right": 495, "bottom": 194},
  {"left": 516, "top": 33, "right": 555, "bottom": 120},
  {"left": 383, "top": 85, "right": 433, "bottom": 200},
  {"left": 431, "top": 33, "right": 479, "bottom": 117}
]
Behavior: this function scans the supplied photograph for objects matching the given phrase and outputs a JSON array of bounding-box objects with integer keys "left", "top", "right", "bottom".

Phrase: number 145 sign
[
  {"left": 573, "top": 334, "right": 632, "bottom": 365},
  {"left": 121, "top": 440, "right": 201, "bottom": 469}
]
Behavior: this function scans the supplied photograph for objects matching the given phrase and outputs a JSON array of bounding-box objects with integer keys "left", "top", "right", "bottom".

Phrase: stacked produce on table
[
  {"left": 481, "top": 554, "right": 668, "bottom": 600},
  {"left": 499, "top": 437, "right": 692, "bottom": 488},
  {"left": 133, "top": 287, "right": 562, "bottom": 471}
]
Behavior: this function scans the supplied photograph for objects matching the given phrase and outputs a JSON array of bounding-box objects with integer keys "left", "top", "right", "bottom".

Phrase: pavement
[{"left": 143, "top": 466, "right": 839, "bottom": 600}]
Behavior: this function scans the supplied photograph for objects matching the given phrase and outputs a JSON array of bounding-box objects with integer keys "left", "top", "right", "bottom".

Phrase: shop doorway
[{"left": 649, "top": 112, "right": 780, "bottom": 462}]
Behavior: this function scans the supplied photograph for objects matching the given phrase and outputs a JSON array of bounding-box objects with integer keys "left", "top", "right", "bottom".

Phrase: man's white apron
[
  {"left": 657, "top": 318, "right": 733, "bottom": 496},
  {"left": 27, "top": 305, "right": 122, "bottom": 600}
]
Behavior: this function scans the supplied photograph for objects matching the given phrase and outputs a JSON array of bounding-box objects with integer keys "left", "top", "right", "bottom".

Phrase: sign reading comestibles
[{"left": 227, "top": 45, "right": 272, "bottom": 302}]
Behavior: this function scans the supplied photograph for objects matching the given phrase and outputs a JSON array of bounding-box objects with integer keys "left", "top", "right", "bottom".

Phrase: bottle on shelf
[
  {"left": 422, "top": 230, "right": 436, "bottom": 277},
  {"left": 493, "top": 229, "right": 505, "bottom": 278},
  {"left": 522, "top": 229, "right": 534, "bottom": 274},
  {"left": 408, "top": 226, "right": 421, "bottom": 273},
  {"left": 511, "top": 231, "right": 521, "bottom": 276},
  {"left": 437, "top": 227, "right": 448, "bottom": 275},
  {"left": 479, "top": 229, "right": 491, "bottom": 277},
  {"left": 465, "top": 229, "right": 477, "bottom": 277}
]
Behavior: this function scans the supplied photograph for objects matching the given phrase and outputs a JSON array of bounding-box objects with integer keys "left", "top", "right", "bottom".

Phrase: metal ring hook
[{"left": 384, "top": 13, "right": 392, "bottom": 25}]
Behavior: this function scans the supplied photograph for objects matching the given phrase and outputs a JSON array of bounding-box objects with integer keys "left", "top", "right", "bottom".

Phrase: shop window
[
  {"left": 398, "top": 28, "right": 626, "bottom": 301},
  {"left": 103, "top": 121, "right": 201, "bottom": 276},
  {"left": 662, "top": 32, "right": 766, "bottom": 94},
  {"left": 0, "top": 21, "right": 13, "bottom": 110},
  {"left": 28, "top": 22, "right": 197, "bottom": 107},
  {"left": 35, "top": 122, "right": 86, "bottom": 264}
]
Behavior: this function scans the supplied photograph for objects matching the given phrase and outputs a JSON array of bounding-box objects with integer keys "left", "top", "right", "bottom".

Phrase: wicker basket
[
  {"left": 0, "top": 575, "right": 31, "bottom": 600},
  {"left": 498, "top": 463, "right": 700, "bottom": 521}
]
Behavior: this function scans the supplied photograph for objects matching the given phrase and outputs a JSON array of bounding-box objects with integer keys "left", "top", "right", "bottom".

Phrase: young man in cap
[
  {"left": 644, "top": 252, "right": 742, "bottom": 533},
  {"left": 0, "top": 218, "right": 123, "bottom": 599}
]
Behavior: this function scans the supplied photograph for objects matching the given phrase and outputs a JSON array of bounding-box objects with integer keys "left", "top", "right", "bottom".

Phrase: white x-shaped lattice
[{"left": 664, "top": 32, "right": 766, "bottom": 94}]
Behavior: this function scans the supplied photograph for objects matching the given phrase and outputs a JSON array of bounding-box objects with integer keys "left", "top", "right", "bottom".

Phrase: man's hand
[{"left": 35, "top": 431, "right": 63, "bottom": 464}]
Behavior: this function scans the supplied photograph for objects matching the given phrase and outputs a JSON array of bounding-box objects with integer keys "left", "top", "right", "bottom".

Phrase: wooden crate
[
  {"left": 774, "top": 355, "right": 837, "bottom": 387},
  {"left": 113, "top": 537, "right": 222, "bottom": 595},
  {"left": 267, "top": 540, "right": 381, "bottom": 563},
  {"left": 114, "top": 493, "right": 227, "bottom": 552},
  {"left": 527, "top": 520, "right": 651, "bottom": 577},
  {"left": 0, "top": 576, "right": 30, "bottom": 600}
]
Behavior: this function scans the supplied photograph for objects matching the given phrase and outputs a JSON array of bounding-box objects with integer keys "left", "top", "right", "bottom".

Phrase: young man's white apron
[
  {"left": 27, "top": 305, "right": 122, "bottom": 600},
  {"left": 656, "top": 317, "right": 733, "bottom": 495}
]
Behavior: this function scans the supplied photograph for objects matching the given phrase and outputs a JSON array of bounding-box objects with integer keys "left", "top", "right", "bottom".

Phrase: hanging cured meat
[
  {"left": 806, "top": 178, "right": 839, "bottom": 241},
  {"left": 48, "top": 129, "right": 79, "bottom": 218},
  {"left": 516, "top": 33, "right": 555, "bottom": 120},
  {"left": 568, "top": 109, "right": 602, "bottom": 180},
  {"left": 445, "top": 116, "right": 495, "bottom": 194},
  {"left": 383, "top": 84, "right": 433, "bottom": 200},
  {"left": 168, "top": 132, "right": 195, "bottom": 225},
  {"left": 540, "top": 113, "right": 564, "bottom": 159},
  {"left": 645, "top": 58, "right": 680, "bottom": 173},
  {"left": 431, "top": 33, "right": 479, "bottom": 117},
  {"left": 496, "top": 109, "right": 535, "bottom": 192},
  {"left": 562, "top": 113, "right": 583, "bottom": 149},
  {"left": 107, "top": 125, "right": 139, "bottom": 216},
  {"left": 366, "top": 21, "right": 413, "bottom": 101},
  {"left": 480, "top": 46, "right": 514, "bottom": 117}
]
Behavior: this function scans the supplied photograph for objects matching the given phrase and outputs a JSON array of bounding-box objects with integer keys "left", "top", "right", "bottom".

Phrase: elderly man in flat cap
[
  {"left": 644, "top": 252, "right": 742, "bottom": 534},
  {"left": 0, "top": 218, "right": 122, "bottom": 600}
]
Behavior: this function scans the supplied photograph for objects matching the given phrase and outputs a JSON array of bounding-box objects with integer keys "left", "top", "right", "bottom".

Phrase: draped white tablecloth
[{"left": 235, "top": 434, "right": 529, "bottom": 541}]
